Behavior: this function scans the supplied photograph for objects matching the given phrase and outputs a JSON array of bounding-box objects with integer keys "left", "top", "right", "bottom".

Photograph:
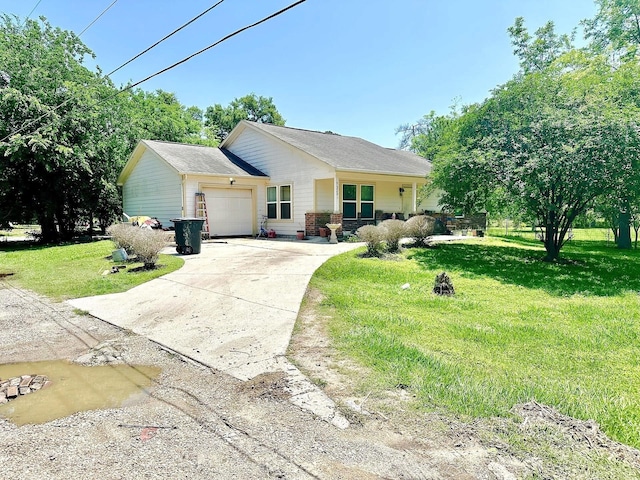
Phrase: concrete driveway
[{"left": 69, "top": 237, "right": 360, "bottom": 381}]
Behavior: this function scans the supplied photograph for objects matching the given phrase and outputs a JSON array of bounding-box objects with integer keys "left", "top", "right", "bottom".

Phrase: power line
[
  {"left": 107, "top": 0, "right": 226, "bottom": 77},
  {"left": 78, "top": 0, "right": 119, "bottom": 37},
  {"left": 125, "top": 0, "right": 307, "bottom": 91},
  {"left": 0, "top": 0, "right": 308, "bottom": 144},
  {"left": 23, "top": 0, "right": 42, "bottom": 24}
]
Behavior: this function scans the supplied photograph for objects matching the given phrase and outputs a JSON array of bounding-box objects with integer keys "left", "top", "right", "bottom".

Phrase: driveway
[
  {"left": 69, "top": 238, "right": 359, "bottom": 379},
  {"left": 68, "top": 237, "right": 360, "bottom": 426}
]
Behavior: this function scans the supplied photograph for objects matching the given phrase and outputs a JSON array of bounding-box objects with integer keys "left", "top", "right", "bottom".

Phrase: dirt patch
[{"left": 239, "top": 371, "right": 291, "bottom": 401}]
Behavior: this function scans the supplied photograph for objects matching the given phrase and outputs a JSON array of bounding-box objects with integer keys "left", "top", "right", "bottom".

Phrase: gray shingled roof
[
  {"left": 243, "top": 122, "right": 431, "bottom": 176},
  {"left": 143, "top": 140, "right": 267, "bottom": 177}
]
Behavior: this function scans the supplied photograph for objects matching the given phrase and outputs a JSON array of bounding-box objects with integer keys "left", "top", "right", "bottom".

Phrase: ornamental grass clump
[
  {"left": 107, "top": 223, "right": 168, "bottom": 269},
  {"left": 379, "top": 219, "right": 406, "bottom": 253},
  {"left": 356, "top": 224, "right": 384, "bottom": 256},
  {"left": 404, "top": 215, "right": 435, "bottom": 247},
  {"left": 107, "top": 222, "right": 138, "bottom": 254},
  {"left": 131, "top": 229, "right": 168, "bottom": 269}
]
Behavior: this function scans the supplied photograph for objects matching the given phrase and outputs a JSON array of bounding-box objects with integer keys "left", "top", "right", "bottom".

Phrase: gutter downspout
[{"left": 182, "top": 174, "right": 187, "bottom": 217}]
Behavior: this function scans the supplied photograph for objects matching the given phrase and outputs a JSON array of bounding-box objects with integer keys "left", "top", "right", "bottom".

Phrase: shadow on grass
[{"left": 408, "top": 238, "right": 640, "bottom": 297}]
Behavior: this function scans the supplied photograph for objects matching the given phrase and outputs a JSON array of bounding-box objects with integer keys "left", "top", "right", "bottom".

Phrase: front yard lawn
[
  {"left": 0, "top": 240, "right": 183, "bottom": 301},
  {"left": 310, "top": 236, "right": 640, "bottom": 449}
]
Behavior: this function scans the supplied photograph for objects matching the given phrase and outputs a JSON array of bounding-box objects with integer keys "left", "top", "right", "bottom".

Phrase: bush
[
  {"left": 107, "top": 223, "right": 138, "bottom": 254},
  {"left": 107, "top": 223, "right": 168, "bottom": 269},
  {"left": 131, "top": 229, "right": 168, "bottom": 269},
  {"left": 405, "top": 215, "right": 435, "bottom": 247},
  {"left": 356, "top": 224, "right": 384, "bottom": 256},
  {"left": 379, "top": 219, "right": 406, "bottom": 253}
]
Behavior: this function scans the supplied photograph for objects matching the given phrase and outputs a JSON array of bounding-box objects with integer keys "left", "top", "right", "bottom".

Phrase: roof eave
[{"left": 335, "top": 167, "right": 429, "bottom": 178}]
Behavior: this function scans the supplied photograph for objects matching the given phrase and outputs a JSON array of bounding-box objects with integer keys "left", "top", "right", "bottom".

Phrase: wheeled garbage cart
[{"left": 171, "top": 218, "right": 205, "bottom": 254}]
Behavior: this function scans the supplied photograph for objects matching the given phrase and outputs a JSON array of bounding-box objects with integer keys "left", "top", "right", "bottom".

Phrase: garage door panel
[{"left": 203, "top": 188, "right": 253, "bottom": 236}]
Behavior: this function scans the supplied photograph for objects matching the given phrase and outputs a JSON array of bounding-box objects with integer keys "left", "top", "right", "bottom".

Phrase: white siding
[
  {"left": 315, "top": 178, "right": 334, "bottom": 212},
  {"left": 419, "top": 189, "right": 443, "bottom": 213},
  {"left": 122, "top": 150, "right": 182, "bottom": 226},
  {"left": 228, "top": 128, "right": 334, "bottom": 235},
  {"left": 373, "top": 182, "right": 407, "bottom": 215}
]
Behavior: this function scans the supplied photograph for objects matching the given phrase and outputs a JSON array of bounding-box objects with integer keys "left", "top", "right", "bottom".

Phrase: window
[
  {"left": 342, "top": 183, "right": 374, "bottom": 220},
  {"left": 267, "top": 186, "right": 277, "bottom": 219},
  {"left": 280, "top": 185, "right": 291, "bottom": 220},
  {"left": 343, "top": 184, "right": 357, "bottom": 219},
  {"left": 360, "top": 185, "right": 374, "bottom": 219},
  {"left": 266, "top": 184, "right": 292, "bottom": 220}
]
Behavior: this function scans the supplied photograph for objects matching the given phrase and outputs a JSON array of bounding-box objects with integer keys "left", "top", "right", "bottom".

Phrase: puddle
[{"left": 0, "top": 360, "right": 160, "bottom": 426}]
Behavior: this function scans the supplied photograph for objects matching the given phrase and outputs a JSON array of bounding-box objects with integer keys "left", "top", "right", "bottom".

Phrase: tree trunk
[
  {"left": 543, "top": 225, "right": 561, "bottom": 261},
  {"left": 618, "top": 210, "right": 632, "bottom": 249}
]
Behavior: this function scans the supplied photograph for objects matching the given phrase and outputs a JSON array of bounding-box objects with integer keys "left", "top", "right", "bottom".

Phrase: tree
[
  {"left": 122, "top": 89, "right": 216, "bottom": 148},
  {"left": 582, "top": 0, "right": 640, "bottom": 248},
  {"left": 0, "top": 15, "right": 127, "bottom": 242},
  {"left": 204, "top": 93, "right": 285, "bottom": 142},
  {"left": 583, "top": 0, "right": 640, "bottom": 60},
  {"left": 426, "top": 53, "right": 640, "bottom": 261},
  {"left": 507, "top": 17, "right": 575, "bottom": 73}
]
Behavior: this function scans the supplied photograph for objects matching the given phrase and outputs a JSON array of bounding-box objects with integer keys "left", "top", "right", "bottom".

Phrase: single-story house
[{"left": 117, "top": 120, "right": 444, "bottom": 237}]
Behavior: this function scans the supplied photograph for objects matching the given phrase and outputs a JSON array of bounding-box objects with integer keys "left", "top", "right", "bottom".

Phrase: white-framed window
[
  {"left": 342, "top": 183, "right": 375, "bottom": 220},
  {"left": 360, "top": 185, "right": 374, "bottom": 219},
  {"left": 266, "top": 184, "right": 292, "bottom": 220}
]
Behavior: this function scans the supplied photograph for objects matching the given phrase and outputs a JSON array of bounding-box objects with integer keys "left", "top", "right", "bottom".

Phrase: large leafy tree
[
  {"left": 583, "top": 0, "right": 640, "bottom": 60},
  {"left": 0, "top": 15, "right": 129, "bottom": 241},
  {"left": 122, "top": 89, "right": 216, "bottom": 148},
  {"left": 582, "top": 0, "right": 640, "bottom": 247},
  {"left": 204, "top": 93, "right": 285, "bottom": 142},
  {"left": 419, "top": 52, "right": 640, "bottom": 261}
]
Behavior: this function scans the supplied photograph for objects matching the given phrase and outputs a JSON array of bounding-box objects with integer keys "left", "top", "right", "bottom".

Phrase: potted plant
[
  {"left": 319, "top": 226, "right": 329, "bottom": 237},
  {"left": 296, "top": 229, "right": 305, "bottom": 240}
]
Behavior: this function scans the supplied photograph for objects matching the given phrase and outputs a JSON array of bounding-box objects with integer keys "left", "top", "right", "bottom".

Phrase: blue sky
[{"left": 2, "top": 0, "right": 597, "bottom": 148}]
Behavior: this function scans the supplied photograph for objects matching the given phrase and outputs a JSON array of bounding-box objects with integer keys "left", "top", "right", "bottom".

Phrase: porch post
[
  {"left": 333, "top": 175, "right": 340, "bottom": 213},
  {"left": 412, "top": 182, "right": 417, "bottom": 213}
]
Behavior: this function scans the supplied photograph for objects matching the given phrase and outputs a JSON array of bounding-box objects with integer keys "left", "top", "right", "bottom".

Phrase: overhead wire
[
  {"left": 106, "top": 0, "right": 226, "bottom": 77},
  {"left": 78, "top": 0, "right": 119, "bottom": 37},
  {"left": 123, "top": 0, "right": 307, "bottom": 91},
  {"left": 0, "top": 0, "right": 308, "bottom": 144},
  {"left": 23, "top": 0, "right": 42, "bottom": 24}
]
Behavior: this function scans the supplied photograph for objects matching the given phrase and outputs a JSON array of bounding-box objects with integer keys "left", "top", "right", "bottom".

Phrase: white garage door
[{"left": 203, "top": 188, "right": 253, "bottom": 236}]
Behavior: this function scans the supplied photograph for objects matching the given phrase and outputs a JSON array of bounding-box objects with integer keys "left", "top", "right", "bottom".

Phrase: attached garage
[
  {"left": 203, "top": 187, "right": 253, "bottom": 236},
  {"left": 118, "top": 140, "right": 268, "bottom": 233}
]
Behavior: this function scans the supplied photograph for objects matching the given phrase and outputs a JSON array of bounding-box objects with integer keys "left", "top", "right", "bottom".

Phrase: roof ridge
[
  {"left": 144, "top": 139, "right": 217, "bottom": 149},
  {"left": 251, "top": 122, "right": 346, "bottom": 138}
]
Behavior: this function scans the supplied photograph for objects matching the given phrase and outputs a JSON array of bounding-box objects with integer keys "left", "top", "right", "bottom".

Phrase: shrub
[
  {"left": 107, "top": 223, "right": 168, "bottom": 269},
  {"left": 131, "top": 229, "right": 168, "bottom": 269},
  {"left": 404, "top": 215, "right": 436, "bottom": 247},
  {"left": 379, "top": 219, "right": 406, "bottom": 253},
  {"left": 107, "top": 223, "right": 138, "bottom": 254},
  {"left": 356, "top": 224, "right": 384, "bottom": 256}
]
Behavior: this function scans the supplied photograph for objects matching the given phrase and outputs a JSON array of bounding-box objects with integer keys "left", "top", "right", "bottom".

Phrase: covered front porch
[{"left": 304, "top": 172, "right": 439, "bottom": 235}]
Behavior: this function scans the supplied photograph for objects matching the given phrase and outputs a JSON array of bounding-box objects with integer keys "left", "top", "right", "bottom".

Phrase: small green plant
[
  {"left": 356, "top": 225, "right": 384, "bottom": 256},
  {"left": 379, "top": 219, "right": 406, "bottom": 253},
  {"left": 404, "top": 215, "right": 436, "bottom": 247}
]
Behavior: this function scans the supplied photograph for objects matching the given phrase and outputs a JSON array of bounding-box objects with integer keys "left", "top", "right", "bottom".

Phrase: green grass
[
  {"left": 0, "top": 240, "right": 183, "bottom": 301},
  {"left": 310, "top": 236, "right": 640, "bottom": 448},
  {"left": 486, "top": 226, "right": 619, "bottom": 243}
]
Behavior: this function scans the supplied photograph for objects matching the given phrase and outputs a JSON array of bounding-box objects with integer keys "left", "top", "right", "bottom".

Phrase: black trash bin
[{"left": 171, "top": 218, "right": 205, "bottom": 254}]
